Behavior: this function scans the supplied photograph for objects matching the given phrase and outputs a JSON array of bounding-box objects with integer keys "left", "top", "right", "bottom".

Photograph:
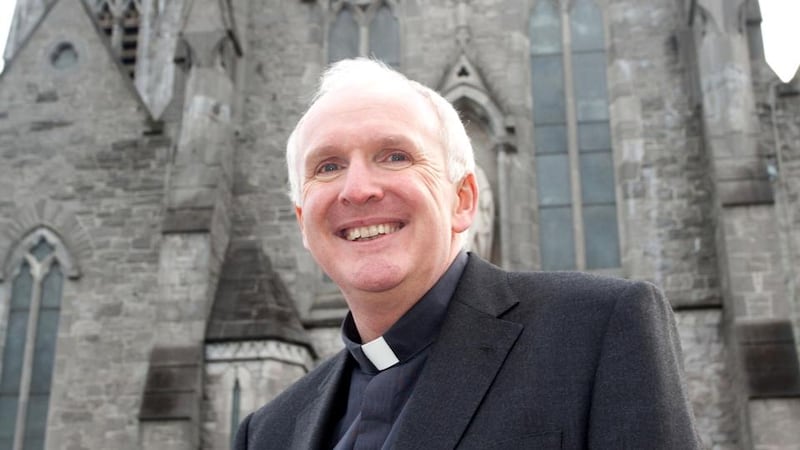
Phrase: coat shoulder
[
  {"left": 240, "top": 350, "right": 346, "bottom": 438},
  {"left": 506, "top": 269, "right": 663, "bottom": 311}
]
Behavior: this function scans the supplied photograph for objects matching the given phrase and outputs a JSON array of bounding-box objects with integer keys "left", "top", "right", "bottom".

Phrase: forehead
[{"left": 296, "top": 86, "right": 441, "bottom": 154}]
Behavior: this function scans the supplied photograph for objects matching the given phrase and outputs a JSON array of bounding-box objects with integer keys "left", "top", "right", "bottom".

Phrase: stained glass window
[
  {"left": 0, "top": 234, "right": 67, "bottom": 449},
  {"left": 531, "top": 0, "right": 620, "bottom": 270},
  {"left": 328, "top": 1, "right": 400, "bottom": 68}
]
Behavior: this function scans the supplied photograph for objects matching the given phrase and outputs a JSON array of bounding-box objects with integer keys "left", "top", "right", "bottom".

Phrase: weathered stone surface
[
  {"left": 737, "top": 320, "right": 800, "bottom": 398},
  {"left": 0, "top": 0, "right": 798, "bottom": 449},
  {"left": 206, "top": 239, "right": 310, "bottom": 348},
  {"left": 748, "top": 398, "right": 800, "bottom": 450},
  {"left": 676, "top": 309, "right": 740, "bottom": 450}
]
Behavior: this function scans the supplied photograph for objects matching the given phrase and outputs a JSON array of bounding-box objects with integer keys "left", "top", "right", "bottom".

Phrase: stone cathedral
[{"left": 0, "top": 0, "right": 799, "bottom": 448}]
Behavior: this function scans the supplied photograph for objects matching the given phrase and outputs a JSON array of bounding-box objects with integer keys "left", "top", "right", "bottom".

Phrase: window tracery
[
  {"left": 328, "top": 0, "right": 400, "bottom": 68},
  {"left": 0, "top": 229, "right": 70, "bottom": 450},
  {"left": 87, "top": 0, "right": 141, "bottom": 78},
  {"left": 530, "top": 0, "right": 620, "bottom": 271}
]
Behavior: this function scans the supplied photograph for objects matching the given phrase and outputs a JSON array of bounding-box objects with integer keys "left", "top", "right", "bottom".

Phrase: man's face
[{"left": 294, "top": 86, "right": 475, "bottom": 304}]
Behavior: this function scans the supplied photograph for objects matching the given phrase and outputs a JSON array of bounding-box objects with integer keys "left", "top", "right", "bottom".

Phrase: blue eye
[
  {"left": 379, "top": 151, "right": 412, "bottom": 170},
  {"left": 388, "top": 153, "right": 408, "bottom": 162},
  {"left": 318, "top": 162, "right": 340, "bottom": 174}
]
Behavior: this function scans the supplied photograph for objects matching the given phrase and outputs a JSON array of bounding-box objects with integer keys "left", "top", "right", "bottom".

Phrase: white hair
[{"left": 286, "top": 58, "right": 475, "bottom": 205}]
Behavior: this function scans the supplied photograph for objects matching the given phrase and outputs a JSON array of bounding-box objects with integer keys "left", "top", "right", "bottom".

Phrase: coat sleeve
[{"left": 587, "top": 281, "right": 702, "bottom": 449}]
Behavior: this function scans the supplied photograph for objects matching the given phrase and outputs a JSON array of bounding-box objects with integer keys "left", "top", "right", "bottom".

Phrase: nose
[{"left": 338, "top": 159, "right": 383, "bottom": 205}]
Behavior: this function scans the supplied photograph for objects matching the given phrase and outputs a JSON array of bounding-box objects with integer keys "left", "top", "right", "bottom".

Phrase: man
[{"left": 235, "top": 58, "right": 701, "bottom": 449}]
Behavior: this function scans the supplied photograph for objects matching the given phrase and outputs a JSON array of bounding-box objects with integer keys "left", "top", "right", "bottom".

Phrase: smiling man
[{"left": 235, "top": 58, "right": 701, "bottom": 450}]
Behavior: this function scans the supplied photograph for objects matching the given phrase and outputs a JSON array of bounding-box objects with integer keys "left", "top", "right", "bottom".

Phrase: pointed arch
[
  {"left": 1, "top": 199, "right": 90, "bottom": 283},
  {"left": 3, "top": 228, "right": 80, "bottom": 284},
  {"left": 440, "top": 54, "right": 510, "bottom": 141},
  {"left": 439, "top": 53, "right": 516, "bottom": 266},
  {"left": 327, "top": 0, "right": 401, "bottom": 68},
  {"left": 0, "top": 227, "right": 74, "bottom": 449},
  {"left": 87, "top": 0, "right": 142, "bottom": 78}
]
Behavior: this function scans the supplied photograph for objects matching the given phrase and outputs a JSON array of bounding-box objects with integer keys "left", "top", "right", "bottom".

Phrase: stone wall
[
  {"left": 774, "top": 80, "right": 800, "bottom": 359},
  {"left": 605, "top": 0, "right": 720, "bottom": 306},
  {"left": 1, "top": 0, "right": 799, "bottom": 448},
  {"left": 203, "top": 341, "right": 313, "bottom": 449},
  {"left": 677, "top": 310, "right": 740, "bottom": 449},
  {"left": 0, "top": 1, "right": 170, "bottom": 448}
]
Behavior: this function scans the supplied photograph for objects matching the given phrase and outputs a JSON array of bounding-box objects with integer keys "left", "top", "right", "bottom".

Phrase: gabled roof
[
  {"left": 439, "top": 51, "right": 512, "bottom": 140},
  {"left": 0, "top": 0, "right": 154, "bottom": 119},
  {"left": 206, "top": 239, "right": 312, "bottom": 352}
]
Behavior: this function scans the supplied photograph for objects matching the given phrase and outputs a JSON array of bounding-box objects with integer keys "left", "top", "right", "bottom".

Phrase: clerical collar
[{"left": 341, "top": 251, "right": 468, "bottom": 374}]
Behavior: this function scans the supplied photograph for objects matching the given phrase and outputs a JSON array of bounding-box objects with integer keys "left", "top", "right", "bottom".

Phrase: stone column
[
  {"left": 143, "top": 0, "right": 240, "bottom": 447},
  {"left": 134, "top": 0, "right": 190, "bottom": 117},
  {"left": 690, "top": 0, "right": 800, "bottom": 447}
]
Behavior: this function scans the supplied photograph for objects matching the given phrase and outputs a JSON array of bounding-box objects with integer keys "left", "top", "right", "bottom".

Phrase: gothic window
[
  {"left": 89, "top": 0, "right": 141, "bottom": 78},
  {"left": 0, "top": 231, "right": 67, "bottom": 450},
  {"left": 229, "top": 379, "right": 241, "bottom": 449},
  {"left": 530, "top": 0, "right": 620, "bottom": 271},
  {"left": 328, "top": 0, "right": 400, "bottom": 68}
]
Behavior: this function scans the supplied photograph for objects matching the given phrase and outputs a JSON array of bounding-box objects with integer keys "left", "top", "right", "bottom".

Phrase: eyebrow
[
  {"left": 306, "top": 133, "right": 421, "bottom": 158},
  {"left": 376, "top": 134, "right": 418, "bottom": 149}
]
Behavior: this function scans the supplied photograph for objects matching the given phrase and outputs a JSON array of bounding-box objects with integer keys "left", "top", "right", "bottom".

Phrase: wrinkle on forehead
[{"left": 295, "top": 86, "right": 443, "bottom": 169}]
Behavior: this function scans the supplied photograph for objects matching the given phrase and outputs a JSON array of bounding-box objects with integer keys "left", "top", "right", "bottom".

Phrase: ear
[
  {"left": 295, "top": 205, "right": 310, "bottom": 249},
  {"left": 452, "top": 172, "right": 478, "bottom": 233}
]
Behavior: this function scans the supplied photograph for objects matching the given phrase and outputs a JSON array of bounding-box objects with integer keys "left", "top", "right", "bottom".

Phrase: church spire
[
  {"left": 4, "top": 0, "right": 142, "bottom": 78},
  {"left": 3, "top": 0, "right": 53, "bottom": 62}
]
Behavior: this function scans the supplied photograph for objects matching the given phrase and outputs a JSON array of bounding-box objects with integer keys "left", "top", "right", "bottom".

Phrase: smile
[{"left": 343, "top": 223, "right": 403, "bottom": 241}]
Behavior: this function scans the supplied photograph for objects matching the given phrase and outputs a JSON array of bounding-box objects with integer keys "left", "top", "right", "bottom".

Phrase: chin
[{"left": 342, "top": 263, "right": 405, "bottom": 294}]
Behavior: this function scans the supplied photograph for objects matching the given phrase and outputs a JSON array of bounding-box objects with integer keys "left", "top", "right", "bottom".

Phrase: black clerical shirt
[{"left": 330, "top": 252, "right": 468, "bottom": 450}]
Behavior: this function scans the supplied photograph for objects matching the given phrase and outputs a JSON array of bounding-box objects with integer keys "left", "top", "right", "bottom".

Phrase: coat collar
[
  {"left": 390, "top": 254, "right": 523, "bottom": 448},
  {"left": 293, "top": 254, "right": 522, "bottom": 450}
]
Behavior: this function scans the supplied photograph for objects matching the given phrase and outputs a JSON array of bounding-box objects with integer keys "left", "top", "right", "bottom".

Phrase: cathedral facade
[{"left": 0, "top": 0, "right": 799, "bottom": 448}]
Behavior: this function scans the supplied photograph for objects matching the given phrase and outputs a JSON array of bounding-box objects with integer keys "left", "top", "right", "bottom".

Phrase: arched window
[
  {"left": 229, "top": 378, "right": 241, "bottom": 449},
  {"left": 328, "top": 0, "right": 400, "bottom": 68},
  {"left": 329, "top": 4, "right": 360, "bottom": 62},
  {"left": 530, "top": 0, "right": 619, "bottom": 271},
  {"left": 0, "top": 229, "right": 71, "bottom": 450},
  {"left": 90, "top": 0, "right": 141, "bottom": 78}
]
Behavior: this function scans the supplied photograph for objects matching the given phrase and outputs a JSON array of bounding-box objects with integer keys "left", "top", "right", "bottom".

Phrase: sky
[{"left": 0, "top": 0, "right": 798, "bottom": 80}]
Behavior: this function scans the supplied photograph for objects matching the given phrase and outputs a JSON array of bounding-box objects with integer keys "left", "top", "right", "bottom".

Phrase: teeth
[{"left": 345, "top": 223, "right": 400, "bottom": 241}]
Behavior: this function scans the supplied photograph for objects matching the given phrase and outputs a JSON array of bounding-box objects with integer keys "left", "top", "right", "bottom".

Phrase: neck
[
  {"left": 346, "top": 287, "right": 423, "bottom": 343},
  {"left": 345, "top": 251, "right": 460, "bottom": 343}
]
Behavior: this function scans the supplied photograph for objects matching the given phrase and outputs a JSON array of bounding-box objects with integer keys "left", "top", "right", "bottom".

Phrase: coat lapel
[
  {"left": 391, "top": 255, "right": 523, "bottom": 449},
  {"left": 292, "top": 351, "right": 349, "bottom": 450}
]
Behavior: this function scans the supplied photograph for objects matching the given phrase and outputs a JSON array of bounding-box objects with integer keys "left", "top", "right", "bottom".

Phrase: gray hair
[{"left": 286, "top": 58, "right": 475, "bottom": 205}]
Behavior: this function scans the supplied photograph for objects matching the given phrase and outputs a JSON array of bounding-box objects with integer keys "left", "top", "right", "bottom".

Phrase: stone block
[
  {"left": 718, "top": 179, "right": 774, "bottom": 206},
  {"left": 29, "top": 120, "right": 72, "bottom": 132},
  {"left": 737, "top": 319, "right": 800, "bottom": 398},
  {"left": 162, "top": 207, "right": 214, "bottom": 233},
  {"left": 748, "top": 398, "right": 800, "bottom": 449},
  {"left": 139, "top": 345, "right": 203, "bottom": 421}
]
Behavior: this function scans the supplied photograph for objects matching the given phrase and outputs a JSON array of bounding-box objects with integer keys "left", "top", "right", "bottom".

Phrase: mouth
[{"left": 340, "top": 223, "right": 404, "bottom": 241}]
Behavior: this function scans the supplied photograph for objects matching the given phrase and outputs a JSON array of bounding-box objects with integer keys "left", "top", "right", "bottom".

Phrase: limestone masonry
[{"left": 0, "top": 0, "right": 798, "bottom": 448}]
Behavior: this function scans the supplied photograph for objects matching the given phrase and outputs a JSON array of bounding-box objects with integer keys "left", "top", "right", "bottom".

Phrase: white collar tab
[{"left": 361, "top": 336, "right": 400, "bottom": 371}]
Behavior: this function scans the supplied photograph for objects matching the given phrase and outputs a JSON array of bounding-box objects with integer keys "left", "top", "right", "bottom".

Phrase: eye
[
  {"left": 318, "top": 162, "right": 340, "bottom": 173},
  {"left": 314, "top": 161, "right": 344, "bottom": 179},
  {"left": 380, "top": 151, "right": 412, "bottom": 169},
  {"left": 388, "top": 152, "right": 408, "bottom": 162}
]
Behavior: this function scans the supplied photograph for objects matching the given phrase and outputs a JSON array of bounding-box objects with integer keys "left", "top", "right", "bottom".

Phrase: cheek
[{"left": 301, "top": 184, "right": 334, "bottom": 218}]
